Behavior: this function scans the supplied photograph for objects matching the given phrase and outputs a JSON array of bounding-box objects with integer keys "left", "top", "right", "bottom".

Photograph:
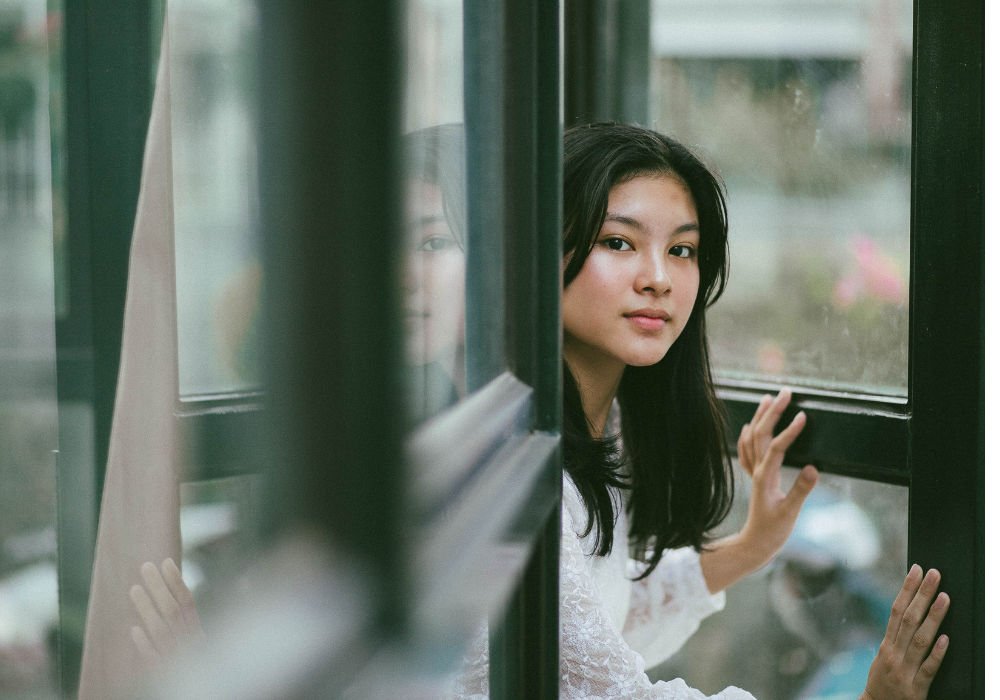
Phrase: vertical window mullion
[
  {"left": 907, "top": 0, "right": 984, "bottom": 697},
  {"left": 57, "top": 1, "right": 153, "bottom": 694},
  {"left": 464, "top": 0, "right": 507, "bottom": 393},
  {"left": 488, "top": 0, "right": 563, "bottom": 698},
  {"left": 257, "top": 0, "right": 407, "bottom": 646}
]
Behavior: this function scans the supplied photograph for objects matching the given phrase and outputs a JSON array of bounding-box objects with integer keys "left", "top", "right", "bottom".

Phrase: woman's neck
[{"left": 564, "top": 341, "right": 626, "bottom": 438}]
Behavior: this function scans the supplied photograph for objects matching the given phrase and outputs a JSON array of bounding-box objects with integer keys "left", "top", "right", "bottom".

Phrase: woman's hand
[
  {"left": 736, "top": 387, "right": 818, "bottom": 567},
  {"left": 701, "top": 388, "right": 817, "bottom": 594},
  {"left": 861, "top": 565, "right": 949, "bottom": 700},
  {"left": 129, "top": 558, "right": 205, "bottom": 667}
]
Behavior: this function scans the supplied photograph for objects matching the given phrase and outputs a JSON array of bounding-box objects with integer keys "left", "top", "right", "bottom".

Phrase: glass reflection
[
  {"left": 650, "top": 468, "right": 908, "bottom": 700},
  {"left": 651, "top": 0, "right": 913, "bottom": 395},
  {"left": 403, "top": 125, "right": 467, "bottom": 425},
  {"left": 0, "top": 0, "right": 61, "bottom": 695},
  {"left": 168, "top": 0, "right": 260, "bottom": 395}
]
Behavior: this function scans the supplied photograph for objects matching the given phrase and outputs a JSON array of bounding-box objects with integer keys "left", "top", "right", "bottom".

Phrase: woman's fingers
[
  {"left": 131, "top": 625, "right": 160, "bottom": 668},
  {"left": 754, "top": 388, "right": 791, "bottom": 442},
  {"left": 903, "top": 591, "right": 949, "bottom": 669},
  {"left": 140, "top": 561, "right": 188, "bottom": 636},
  {"left": 866, "top": 566, "right": 949, "bottom": 700},
  {"left": 782, "top": 465, "right": 818, "bottom": 511},
  {"left": 737, "top": 425, "right": 753, "bottom": 476},
  {"left": 768, "top": 409, "right": 806, "bottom": 453},
  {"left": 886, "top": 564, "right": 922, "bottom": 641},
  {"left": 749, "top": 393, "right": 773, "bottom": 427},
  {"left": 745, "top": 388, "right": 793, "bottom": 471},
  {"left": 914, "top": 634, "right": 949, "bottom": 693},
  {"left": 130, "top": 583, "right": 176, "bottom": 655},
  {"left": 756, "top": 410, "right": 806, "bottom": 486},
  {"left": 895, "top": 569, "right": 941, "bottom": 646},
  {"left": 161, "top": 558, "right": 204, "bottom": 638}
]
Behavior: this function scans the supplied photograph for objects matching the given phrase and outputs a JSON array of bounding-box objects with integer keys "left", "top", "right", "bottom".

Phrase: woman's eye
[
  {"left": 602, "top": 237, "right": 633, "bottom": 252},
  {"left": 670, "top": 244, "right": 696, "bottom": 259},
  {"left": 420, "top": 236, "right": 456, "bottom": 252}
]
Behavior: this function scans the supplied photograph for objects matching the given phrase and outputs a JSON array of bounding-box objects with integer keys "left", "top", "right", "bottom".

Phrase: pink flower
[
  {"left": 833, "top": 271, "right": 864, "bottom": 309},
  {"left": 758, "top": 342, "right": 785, "bottom": 375},
  {"left": 850, "top": 234, "right": 906, "bottom": 304}
]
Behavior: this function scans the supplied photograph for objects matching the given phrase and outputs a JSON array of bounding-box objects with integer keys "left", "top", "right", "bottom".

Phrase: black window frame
[
  {"left": 53, "top": 0, "right": 982, "bottom": 698},
  {"left": 568, "top": 1, "right": 983, "bottom": 698}
]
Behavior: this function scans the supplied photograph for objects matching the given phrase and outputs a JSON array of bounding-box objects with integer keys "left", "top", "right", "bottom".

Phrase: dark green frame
[
  {"left": 588, "top": 1, "right": 984, "bottom": 697},
  {"left": 56, "top": 0, "right": 153, "bottom": 693},
  {"left": 52, "top": 0, "right": 982, "bottom": 698}
]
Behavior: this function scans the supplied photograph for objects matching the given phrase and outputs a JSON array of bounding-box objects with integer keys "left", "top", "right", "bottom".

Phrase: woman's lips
[{"left": 625, "top": 315, "right": 666, "bottom": 331}]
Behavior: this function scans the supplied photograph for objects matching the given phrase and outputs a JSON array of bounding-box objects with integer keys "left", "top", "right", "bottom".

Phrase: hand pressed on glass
[
  {"left": 862, "top": 565, "right": 950, "bottom": 700},
  {"left": 700, "top": 388, "right": 818, "bottom": 595},
  {"left": 738, "top": 389, "right": 819, "bottom": 563},
  {"left": 129, "top": 558, "right": 205, "bottom": 667}
]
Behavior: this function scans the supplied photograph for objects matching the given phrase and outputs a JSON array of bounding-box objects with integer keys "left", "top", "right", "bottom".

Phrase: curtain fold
[{"left": 77, "top": 14, "right": 182, "bottom": 700}]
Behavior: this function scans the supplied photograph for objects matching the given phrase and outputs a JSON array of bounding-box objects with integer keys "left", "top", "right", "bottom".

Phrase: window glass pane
[
  {"left": 169, "top": 0, "right": 260, "bottom": 396},
  {"left": 0, "top": 0, "right": 61, "bottom": 693},
  {"left": 402, "top": 0, "right": 469, "bottom": 426},
  {"left": 650, "top": 468, "right": 908, "bottom": 699},
  {"left": 651, "top": 0, "right": 912, "bottom": 396}
]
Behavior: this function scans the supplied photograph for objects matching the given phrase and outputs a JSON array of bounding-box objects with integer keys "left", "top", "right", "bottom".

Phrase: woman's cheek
[{"left": 424, "top": 251, "right": 466, "bottom": 355}]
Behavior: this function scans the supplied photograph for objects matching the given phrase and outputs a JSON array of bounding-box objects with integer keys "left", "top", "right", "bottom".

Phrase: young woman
[
  {"left": 130, "top": 123, "right": 950, "bottom": 700},
  {"left": 445, "top": 122, "right": 951, "bottom": 700}
]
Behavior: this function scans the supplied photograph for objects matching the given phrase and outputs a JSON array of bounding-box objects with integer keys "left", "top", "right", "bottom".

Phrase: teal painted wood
[
  {"left": 256, "top": 0, "right": 407, "bottom": 639},
  {"left": 57, "top": 1, "right": 154, "bottom": 694},
  {"left": 489, "top": 0, "right": 564, "bottom": 697},
  {"left": 464, "top": 0, "right": 507, "bottom": 394}
]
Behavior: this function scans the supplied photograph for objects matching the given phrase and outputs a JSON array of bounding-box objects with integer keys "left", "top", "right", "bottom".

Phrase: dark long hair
[
  {"left": 404, "top": 123, "right": 467, "bottom": 250},
  {"left": 562, "top": 122, "right": 733, "bottom": 578}
]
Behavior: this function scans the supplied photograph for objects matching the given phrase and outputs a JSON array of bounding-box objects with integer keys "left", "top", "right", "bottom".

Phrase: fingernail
[
  {"left": 908, "top": 563, "right": 921, "bottom": 578},
  {"left": 934, "top": 593, "right": 949, "bottom": 609},
  {"left": 926, "top": 569, "right": 940, "bottom": 584},
  {"left": 937, "top": 635, "right": 949, "bottom": 650},
  {"left": 796, "top": 410, "right": 805, "bottom": 420}
]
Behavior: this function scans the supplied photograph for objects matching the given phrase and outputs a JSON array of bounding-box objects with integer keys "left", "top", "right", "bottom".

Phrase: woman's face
[
  {"left": 562, "top": 175, "right": 701, "bottom": 373},
  {"left": 403, "top": 181, "right": 466, "bottom": 366}
]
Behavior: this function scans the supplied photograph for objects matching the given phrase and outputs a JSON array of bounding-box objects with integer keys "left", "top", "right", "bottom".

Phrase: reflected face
[
  {"left": 403, "top": 181, "right": 466, "bottom": 365},
  {"left": 562, "top": 175, "right": 701, "bottom": 372}
]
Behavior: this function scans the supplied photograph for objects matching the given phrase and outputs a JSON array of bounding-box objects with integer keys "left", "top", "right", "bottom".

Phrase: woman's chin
[{"left": 623, "top": 350, "right": 670, "bottom": 367}]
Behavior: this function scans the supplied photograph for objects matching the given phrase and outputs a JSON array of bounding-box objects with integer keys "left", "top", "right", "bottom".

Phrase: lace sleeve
[
  {"left": 444, "top": 492, "right": 752, "bottom": 700},
  {"left": 621, "top": 547, "right": 726, "bottom": 670},
  {"left": 443, "top": 620, "right": 489, "bottom": 700},
  {"left": 561, "top": 496, "right": 754, "bottom": 700}
]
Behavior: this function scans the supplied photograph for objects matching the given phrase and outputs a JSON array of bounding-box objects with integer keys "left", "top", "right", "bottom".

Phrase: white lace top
[{"left": 445, "top": 473, "right": 755, "bottom": 699}]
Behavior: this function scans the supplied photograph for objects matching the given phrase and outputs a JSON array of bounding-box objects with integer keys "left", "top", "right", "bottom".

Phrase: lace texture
[{"left": 444, "top": 478, "right": 755, "bottom": 700}]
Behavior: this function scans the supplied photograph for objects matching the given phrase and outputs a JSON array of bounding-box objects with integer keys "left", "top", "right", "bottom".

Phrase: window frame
[{"left": 54, "top": 0, "right": 982, "bottom": 697}]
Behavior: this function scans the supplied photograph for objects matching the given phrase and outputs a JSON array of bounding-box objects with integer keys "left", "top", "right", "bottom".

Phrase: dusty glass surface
[
  {"left": 650, "top": 468, "right": 908, "bottom": 700},
  {"left": 401, "top": 0, "right": 468, "bottom": 427},
  {"left": 0, "top": 0, "right": 61, "bottom": 694},
  {"left": 169, "top": 0, "right": 260, "bottom": 396},
  {"left": 651, "top": 0, "right": 912, "bottom": 396}
]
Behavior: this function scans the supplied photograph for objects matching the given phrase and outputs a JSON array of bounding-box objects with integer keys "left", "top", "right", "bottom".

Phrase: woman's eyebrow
[
  {"left": 604, "top": 213, "right": 645, "bottom": 230},
  {"left": 604, "top": 214, "right": 700, "bottom": 236},
  {"left": 410, "top": 214, "right": 447, "bottom": 230}
]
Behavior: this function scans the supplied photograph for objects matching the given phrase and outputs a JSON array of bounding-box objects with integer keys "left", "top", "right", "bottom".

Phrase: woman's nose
[
  {"left": 634, "top": 253, "right": 672, "bottom": 295},
  {"left": 403, "top": 251, "right": 422, "bottom": 294}
]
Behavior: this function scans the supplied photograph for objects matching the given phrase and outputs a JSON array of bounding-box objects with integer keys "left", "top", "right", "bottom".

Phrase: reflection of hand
[
  {"left": 861, "top": 565, "right": 949, "bottom": 700},
  {"left": 736, "top": 387, "right": 818, "bottom": 568},
  {"left": 129, "top": 559, "right": 205, "bottom": 667}
]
